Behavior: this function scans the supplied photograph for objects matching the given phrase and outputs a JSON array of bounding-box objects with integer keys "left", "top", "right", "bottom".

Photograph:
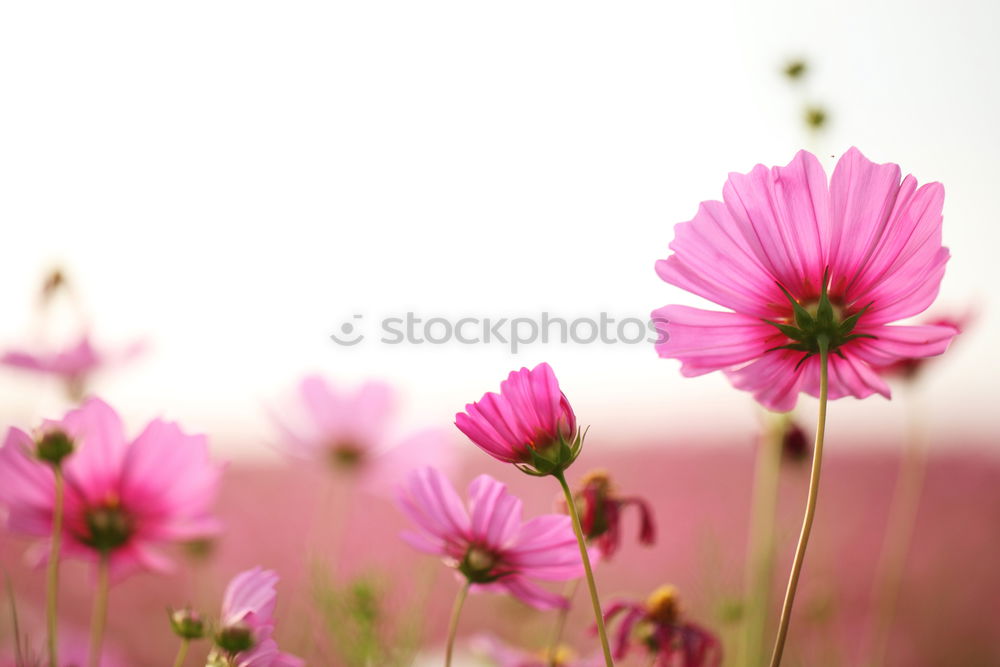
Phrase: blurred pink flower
[
  {"left": 396, "top": 467, "right": 583, "bottom": 609},
  {"left": 604, "top": 586, "right": 721, "bottom": 667},
  {"left": 0, "top": 628, "right": 128, "bottom": 667},
  {"left": 877, "top": 313, "right": 970, "bottom": 381},
  {"left": 272, "top": 375, "right": 452, "bottom": 492},
  {"left": 455, "top": 363, "right": 580, "bottom": 474},
  {"left": 0, "top": 397, "right": 222, "bottom": 580},
  {"left": 214, "top": 567, "right": 303, "bottom": 667},
  {"left": 653, "top": 148, "right": 958, "bottom": 411},
  {"left": 1, "top": 334, "right": 144, "bottom": 400},
  {"left": 471, "top": 634, "right": 603, "bottom": 666},
  {"left": 568, "top": 470, "right": 655, "bottom": 559}
]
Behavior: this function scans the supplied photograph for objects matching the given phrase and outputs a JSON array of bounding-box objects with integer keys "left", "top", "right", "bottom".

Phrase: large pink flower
[
  {"left": 272, "top": 375, "right": 453, "bottom": 494},
  {"left": 214, "top": 567, "right": 303, "bottom": 667},
  {"left": 0, "top": 398, "right": 222, "bottom": 580},
  {"left": 653, "top": 148, "right": 958, "bottom": 411},
  {"left": 455, "top": 363, "right": 579, "bottom": 473},
  {"left": 396, "top": 467, "right": 584, "bottom": 609}
]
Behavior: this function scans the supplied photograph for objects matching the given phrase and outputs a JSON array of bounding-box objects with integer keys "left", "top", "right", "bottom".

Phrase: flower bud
[
  {"left": 35, "top": 429, "right": 74, "bottom": 466},
  {"left": 168, "top": 608, "right": 205, "bottom": 640}
]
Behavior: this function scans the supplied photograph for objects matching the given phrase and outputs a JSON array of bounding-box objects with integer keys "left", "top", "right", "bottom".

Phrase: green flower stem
[
  {"left": 865, "top": 387, "right": 928, "bottom": 666},
  {"left": 741, "top": 411, "right": 787, "bottom": 666},
  {"left": 46, "top": 466, "right": 65, "bottom": 667},
  {"left": 444, "top": 580, "right": 470, "bottom": 667},
  {"left": 547, "top": 578, "right": 580, "bottom": 666},
  {"left": 88, "top": 555, "right": 111, "bottom": 667},
  {"left": 171, "top": 638, "right": 190, "bottom": 667},
  {"left": 769, "top": 337, "right": 830, "bottom": 667},
  {"left": 554, "top": 471, "right": 615, "bottom": 667}
]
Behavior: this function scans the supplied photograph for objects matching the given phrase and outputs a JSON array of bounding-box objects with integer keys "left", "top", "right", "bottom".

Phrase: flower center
[
  {"left": 645, "top": 584, "right": 681, "bottom": 626},
  {"left": 459, "top": 545, "right": 500, "bottom": 583},
  {"left": 82, "top": 496, "right": 133, "bottom": 552},
  {"left": 328, "top": 441, "right": 365, "bottom": 469},
  {"left": 763, "top": 271, "right": 874, "bottom": 367}
]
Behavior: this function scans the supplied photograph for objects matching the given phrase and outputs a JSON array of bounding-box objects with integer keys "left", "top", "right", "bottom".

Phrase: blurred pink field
[{"left": 4, "top": 441, "right": 998, "bottom": 666}]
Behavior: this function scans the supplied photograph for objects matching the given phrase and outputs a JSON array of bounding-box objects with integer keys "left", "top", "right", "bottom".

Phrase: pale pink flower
[
  {"left": 455, "top": 363, "right": 580, "bottom": 474},
  {"left": 0, "top": 398, "right": 222, "bottom": 580},
  {"left": 396, "top": 467, "right": 584, "bottom": 609},
  {"left": 1, "top": 334, "right": 144, "bottom": 400},
  {"left": 653, "top": 148, "right": 958, "bottom": 411},
  {"left": 272, "top": 375, "right": 451, "bottom": 492},
  {"left": 471, "top": 634, "right": 604, "bottom": 667},
  {"left": 214, "top": 567, "right": 303, "bottom": 667}
]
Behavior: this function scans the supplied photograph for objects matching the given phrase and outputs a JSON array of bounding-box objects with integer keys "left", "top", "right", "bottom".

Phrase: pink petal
[
  {"left": 652, "top": 305, "right": 781, "bottom": 377},
  {"left": 59, "top": 398, "right": 128, "bottom": 505},
  {"left": 721, "top": 149, "right": 831, "bottom": 295}
]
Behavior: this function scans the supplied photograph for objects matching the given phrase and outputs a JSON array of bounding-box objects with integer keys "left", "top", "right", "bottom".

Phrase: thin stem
[
  {"left": 555, "top": 471, "right": 615, "bottom": 667},
  {"left": 547, "top": 578, "right": 581, "bottom": 666},
  {"left": 865, "top": 387, "right": 928, "bottom": 666},
  {"left": 4, "top": 569, "right": 25, "bottom": 667},
  {"left": 46, "top": 466, "right": 65, "bottom": 667},
  {"left": 443, "top": 580, "right": 470, "bottom": 667},
  {"left": 88, "top": 555, "right": 111, "bottom": 667},
  {"left": 741, "top": 412, "right": 787, "bottom": 667},
  {"left": 171, "top": 638, "right": 190, "bottom": 667},
  {"left": 768, "top": 340, "right": 830, "bottom": 667}
]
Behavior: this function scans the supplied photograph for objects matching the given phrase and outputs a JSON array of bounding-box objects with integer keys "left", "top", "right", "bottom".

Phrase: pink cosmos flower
[
  {"left": 653, "top": 148, "right": 958, "bottom": 411},
  {"left": 0, "top": 397, "right": 222, "bottom": 580},
  {"left": 1, "top": 334, "right": 144, "bottom": 400},
  {"left": 272, "top": 375, "right": 451, "bottom": 492},
  {"left": 604, "top": 586, "right": 721, "bottom": 667},
  {"left": 396, "top": 467, "right": 584, "bottom": 609},
  {"left": 568, "top": 470, "right": 655, "bottom": 559},
  {"left": 471, "top": 635, "right": 604, "bottom": 667},
  {"left": 455, "top": 363, "right": 580, "bottom": 474},
  {"left": 213, "top": 567, "right": 303, "bottom": 667}
]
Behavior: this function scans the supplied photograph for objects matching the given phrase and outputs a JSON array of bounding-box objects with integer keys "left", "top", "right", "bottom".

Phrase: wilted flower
[
  {"left": 471, "top": 634, "right": 604, "bottom": 666},
  {"left": 455, "top": 362, "right": 582, "bottom": 476},
  {"left": 653, "top": 148, "right": 958, "bottom": 411},
  {"left": 0, "top": 398, "right": 222, "bottom": 579},
  {"left": 566, "top": 470, "right": 655, "bottom": 558},
  {"left": 396, "top": 467, "right": 584, "bottom": 609},
  {"left": 272, "top": 375, "right": 451, "bottom": 492},
  {"left": 211, "top": 567, "right": 303, "bottom": 667},
  {"left": 1, "top": 335, "right": 144, "bottom": 401},
  {"left": 604, "top": 585, "right": 721, "bottom": 666}
]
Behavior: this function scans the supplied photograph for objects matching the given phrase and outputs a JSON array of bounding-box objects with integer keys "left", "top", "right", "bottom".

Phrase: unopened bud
[
  {"left": 35, "top": 430, "right": 74, "bottom": 466},
  {"left": 169, "top": 608, "right": 205, "bottom": 640}
]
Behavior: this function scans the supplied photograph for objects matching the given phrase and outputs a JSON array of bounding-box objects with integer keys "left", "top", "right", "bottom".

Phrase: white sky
[{"left": 2, "top": 0, "right": 998, "bottom": 457}]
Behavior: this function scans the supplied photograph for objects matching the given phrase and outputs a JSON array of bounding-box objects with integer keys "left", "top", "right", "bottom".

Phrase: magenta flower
[
  {"left": 569, "top": 470, "right": 655, "bottom": 559},
  {"left": 0, "top": 397, "right": 222, "bottom": 580},
  {"left": 653, "top": 148, "right": 958, "bottom": 411},
  {"left": 455, "top": 363, "right": 581, "bottom": 475},
  {"left": 273, "top": 375, "right": 452, "bottom": 492},
  {"left": 213, "top": 567, "right": 303, "bottom": 667},
  {"left": 1, "top": 334, "right": 144, "bottom": 400},
  {"left": 396, "top": 467, "right": 584, "bottom": 609},
  {"left": 604, "top": 586, "right": 721, "bottom": 667}
]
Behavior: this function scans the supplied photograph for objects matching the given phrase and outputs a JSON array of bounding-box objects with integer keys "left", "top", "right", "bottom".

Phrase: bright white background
[{"left": 1, "top": 1, "right": 997, "bottom": 456}]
